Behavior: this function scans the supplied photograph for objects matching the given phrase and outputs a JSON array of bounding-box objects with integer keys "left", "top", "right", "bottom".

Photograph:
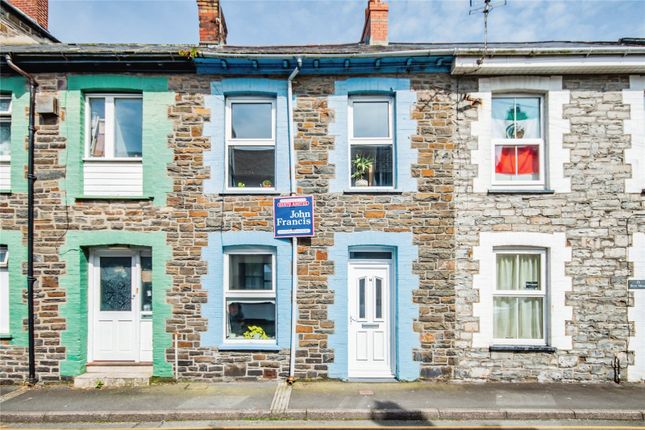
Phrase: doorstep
[{"left": 73, "top": 364, "right": 153, "bottom": 389}]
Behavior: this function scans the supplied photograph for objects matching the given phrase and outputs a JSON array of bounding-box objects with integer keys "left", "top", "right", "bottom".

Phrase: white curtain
[{"left": 494, "top": 253, "right": 543, "bottom": 340}]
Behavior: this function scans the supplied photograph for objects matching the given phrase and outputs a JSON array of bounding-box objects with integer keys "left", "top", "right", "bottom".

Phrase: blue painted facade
[
  {"left": 201, "top": 231, "right": 293, "bottom": 350},
  {"left": 203, "top": 78, "right": 290, "bottom": 194},
  {"left": 328, "top": 77, "right": 418, "bottom": 193},
  {"left": 327, "top": 232, "right": 420, "bottom": 381}
]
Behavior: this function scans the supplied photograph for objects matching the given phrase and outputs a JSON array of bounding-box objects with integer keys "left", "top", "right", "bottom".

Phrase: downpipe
[
  {"left": 287, "top": 57, "right": 302, "bottom": 386},
  {"left": 5, "top": 54, "right": 38, "bottom": 385}
]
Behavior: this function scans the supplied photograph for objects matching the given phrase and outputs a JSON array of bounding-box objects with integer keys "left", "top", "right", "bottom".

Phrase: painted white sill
[
  {"left": 221, "top": 189, "right": 280, "bottom": 196},
  {"left": 488, "top": 188, "right": 554, "bottom": 195},
  {"left": 76, "top": 195, "right": 153, "bottom": 201},
  {"left": 489, "top": 345, "right": 556, "bottom": 353},
  {"left": 218, "top": 343, "right": 280, "bottom": 351}
]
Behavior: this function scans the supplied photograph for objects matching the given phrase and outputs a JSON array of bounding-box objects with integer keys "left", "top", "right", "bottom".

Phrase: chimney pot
[
  {"left": 196, "top": 0, "right": 227, "bottom": 45},
  {"left": 360, "top": 0, "right": 389, "bottom": 46}
]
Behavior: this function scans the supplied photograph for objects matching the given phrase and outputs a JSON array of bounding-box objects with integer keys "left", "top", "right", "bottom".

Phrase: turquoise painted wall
[
  {"left": 58, "top": 231, "right": 172, "bottom": 377},
  {"left": 0, "top": 230, "right": 27, "bottom": 344},
  {"left": 201, "top": 231, "right": 292, "bottom": 350},
  {"left": 0, "top": 77, "right": 28, "bottom": 193},
  {"left": 203, "top": 78, "right": 290, "bottom": 194},
  {"left": 328, "top": 78, "right": 417, "bottom": 193},
  {"left": 327, "top": 231, "right": 420, "bottom": 380},
  {"left": 59, "top": 75, "right": 173, "bottom": 205}
]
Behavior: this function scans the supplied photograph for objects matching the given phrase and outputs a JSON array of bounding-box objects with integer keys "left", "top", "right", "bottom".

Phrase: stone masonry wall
[
  {"left": 1, "top": 71, "right": 643, "bottom": 383},
  {"left": 454, "top": 75, "right": 645, "bottom": 382}
]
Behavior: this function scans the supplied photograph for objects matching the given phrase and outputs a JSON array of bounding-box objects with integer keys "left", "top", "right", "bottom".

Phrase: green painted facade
[
  {"left": 0, "top": 77, "right": 28, "bottom": 193},
  {"left": 59, "top": 231, "right": 173, "bottom": 377},
  {"left": 59, "top": 75, "right": 174, "bottom": 205},
  {"left": 0, "top": 230, "right": 27, "bottom": 344}
]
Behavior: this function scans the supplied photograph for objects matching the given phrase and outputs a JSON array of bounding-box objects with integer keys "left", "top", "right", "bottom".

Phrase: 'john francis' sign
[{"left": 273, "top": 196, "right": 315, "bottom": 238}]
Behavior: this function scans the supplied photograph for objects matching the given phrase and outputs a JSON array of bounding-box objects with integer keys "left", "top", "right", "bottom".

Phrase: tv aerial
[{"left": 469, "top": 0, "right": 508, "bottom": 64}]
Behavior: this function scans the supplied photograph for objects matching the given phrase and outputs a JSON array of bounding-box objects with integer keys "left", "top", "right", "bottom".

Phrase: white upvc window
[
  {"left": 0, "top": 245, "right": 9, "bottom": 335},
  {"left": 348, "top": 96, "right": 394, "bottom": 190},
  {"left": 0, "top": 95, "right": 11, "bottom": 162},
  {"left": 493, "top": 248, "right": 547, "bottom": 346},
  {"left": 223, "top": 249, "right": 276, "bottom": 344},
  {"left": 84, "top": 94, "right": 143, "bottom": 160},
  {"left": 491, "top": 95, "right": 545, "bottom": 189},
  {"left": 225, "top": 97, "right": 276, "bottom": 191}
]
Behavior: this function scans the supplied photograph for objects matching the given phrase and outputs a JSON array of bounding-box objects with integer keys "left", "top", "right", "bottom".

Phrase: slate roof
[{"left": 2, "top": 39, "right": 645, "bottom": 57}]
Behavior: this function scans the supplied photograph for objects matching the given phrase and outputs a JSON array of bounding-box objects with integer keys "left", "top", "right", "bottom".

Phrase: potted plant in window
[
  {"left": 261, "top": 179, "right": 273, "bottom": 188},
  {"left": 243, "top": 325, "right": 269, "bottom": 340},
  {"left": 236, "top": 181, "right": 246, "bottom": 188},
  {"left": 351, "top": 154, "right": 374, "bottom": 187}
]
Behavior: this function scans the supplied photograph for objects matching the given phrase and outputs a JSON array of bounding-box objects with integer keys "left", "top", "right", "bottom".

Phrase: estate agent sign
[{"left": 273, "top": 196, "right": 315, "bottom": 238}]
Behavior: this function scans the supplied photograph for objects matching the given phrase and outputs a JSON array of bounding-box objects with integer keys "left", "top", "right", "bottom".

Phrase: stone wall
[
  {"left": 1, "top": 71, "right": 643, "bottom": 383},
  {"left": 454, "top": 75, "right": 645, "bottom": 382}
]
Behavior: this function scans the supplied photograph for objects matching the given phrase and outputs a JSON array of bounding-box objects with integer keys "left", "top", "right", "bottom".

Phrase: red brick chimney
[
  {"left": 9, "top": 0, "right": 49, "bottom": 29},
  {"left": 196, "top": 0, "right": 227, "bottom": 45},
  {"left": 360, "top": 0, "right": 388, "bottom": 46}
]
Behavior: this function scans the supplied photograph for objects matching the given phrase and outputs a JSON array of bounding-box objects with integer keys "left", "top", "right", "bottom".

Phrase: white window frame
[
  {"left": 0, "top": 95, "right": 12, "bottom": 162},
  {"left": 84, "top": 93, "right": 143, "bottom": 161},
  {"left": 223, "top": 248, "right": 277, "bottom": 345},
  {"left": 0, "top": 245, "right": 9, "bottom": 335},
  {"left": 490, "top": 94, "right": 545, "bottom": 189},
  {"left": 492, "top": 248, "right": 547, "bottom": 346},
  {"left": 225, "top": 97, "right": 277, "bottom": 192},
  {"left": 348, "top": 95, "right": 395, "bottom": 191}
]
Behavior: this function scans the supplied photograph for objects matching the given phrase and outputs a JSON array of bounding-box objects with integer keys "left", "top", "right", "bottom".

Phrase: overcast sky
[{"left": 48, "top": 0, "right": 645, "bottom": 46}]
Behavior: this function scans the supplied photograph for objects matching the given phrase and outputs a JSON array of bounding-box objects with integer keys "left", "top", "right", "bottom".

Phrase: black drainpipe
[{"left": 5, "top": 54, "right": 38, "bottom": 385}]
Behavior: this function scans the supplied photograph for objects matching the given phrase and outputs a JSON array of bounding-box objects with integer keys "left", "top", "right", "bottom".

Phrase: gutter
[
  {"left": 4, "top": 54, "right": 38, "bottom": 385},
  {"left": 287, "top": 57, "right": 301, "bottom": 385}
]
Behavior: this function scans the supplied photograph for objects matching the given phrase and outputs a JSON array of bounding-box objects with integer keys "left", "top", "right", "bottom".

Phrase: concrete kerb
[{"left": 2, "top": 409, "right": 645, "bottom": 423}]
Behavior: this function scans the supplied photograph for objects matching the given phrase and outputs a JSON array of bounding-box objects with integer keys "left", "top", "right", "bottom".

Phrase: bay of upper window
[
  {"left": 491, "top": 96, "right": 544, "bottom": 188},
  {"left": 0, "top": 95, "right": 11, "bottom": 160},
  {"left": 225, "top": 98, "right": 276, "bottom": 191},
  {"left": 349, "top": 96, "right": 394, "bottom": 190},
  {"left": 86, "top": 94, "right": 143, "bottom": 159}
]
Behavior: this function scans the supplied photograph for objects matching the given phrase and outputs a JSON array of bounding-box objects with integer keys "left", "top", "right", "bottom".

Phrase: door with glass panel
[
  {"left": 348, "top": 263, "right": 392, "bottom": 378},
  {"left": 89, "top": 249, "right": 152, "bottom": 362}
]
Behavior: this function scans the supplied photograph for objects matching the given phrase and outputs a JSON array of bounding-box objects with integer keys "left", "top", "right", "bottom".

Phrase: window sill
[
  {"left": 76, "top": 195, "right": 154, "bottom": 201},
  {"left": 218, "top": 344, "right": 281, "bottom": 351},
  {"left": 488, "top": 189, "right": 555, "bottom": 195},
  {"left": 489, "top": 345, "right": 556, "bottom": 353},
  {"left": 343, "top": 190, "right": 403, "bottom": 195},
  {"left": 220, "top": 191, "right": 281, "bottom": 196}
]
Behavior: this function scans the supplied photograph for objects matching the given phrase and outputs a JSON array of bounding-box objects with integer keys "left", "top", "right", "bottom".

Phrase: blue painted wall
[
  {"left": 327, "top": 231, "right": 420, "bottom": 380},
  {"left": 201, "top": 231, "right": 292, "bottom": 350},
  {"left": 203, "top": 78, "right": 290, "bottom": 194},
  {"left": 328, "top": 78, "right": 417, "bottom": 193}
]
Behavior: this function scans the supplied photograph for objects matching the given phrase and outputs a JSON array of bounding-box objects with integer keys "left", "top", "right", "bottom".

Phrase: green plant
[
  {"left": 236, "top": 181, "right": 246, "bottom": 188},
  {"left": 261, "top": 179, "right": 273, "bottom": 188},
  {"left": 95, "top": 379, "right": 104, "bottom": 389},
  {"left": 243, "top": 325, "right": 269, "bottom": 340},
  {"left": 178, "top": 47, "right": 201, "bottom": 60},
  {"left": 351, "top": 154, "right": 374, "bottom": 181}
]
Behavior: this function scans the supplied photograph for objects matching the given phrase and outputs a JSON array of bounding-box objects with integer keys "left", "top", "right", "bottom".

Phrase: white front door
[
  {"left": 89, "top": 249, "right": 142, "bottom": 362},
  {"left": 348, "top": 263, "right": 392, "bottom": 378}
]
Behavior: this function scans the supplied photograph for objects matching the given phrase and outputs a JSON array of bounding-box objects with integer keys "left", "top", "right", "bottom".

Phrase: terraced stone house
[{"left": 1, "top": 0, "right": 644, "bottom": 386}]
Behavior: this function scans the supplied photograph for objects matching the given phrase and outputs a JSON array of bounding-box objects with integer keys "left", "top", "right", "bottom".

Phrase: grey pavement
[{"left": 1, "top": 381, "right": 645, "bottom": 424}]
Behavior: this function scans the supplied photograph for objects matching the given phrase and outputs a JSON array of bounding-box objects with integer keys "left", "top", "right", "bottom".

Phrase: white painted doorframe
[
  {"left": 88, "top": 248, "right": 143, "bottom": 363},
  {"left": 348, "top": 260, "right": 394, "bottom": 378}
]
